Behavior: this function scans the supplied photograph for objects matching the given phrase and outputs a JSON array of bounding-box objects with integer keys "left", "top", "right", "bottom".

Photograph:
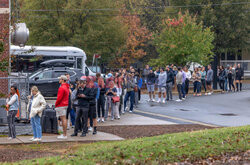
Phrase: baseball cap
[
  {"left": 107, "top": 73, "right": 113, "bottom": 78},
  {"left": 58, "top": 75, "right": 67, "bottom": 81}
]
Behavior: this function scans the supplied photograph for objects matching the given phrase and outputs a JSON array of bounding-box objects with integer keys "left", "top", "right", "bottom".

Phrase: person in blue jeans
[
  {"left": 124, "top": 73, "right": 136, "bottom": 113},
  {"left": 27, "top": 86, "right": 46, "bottom": 142}
]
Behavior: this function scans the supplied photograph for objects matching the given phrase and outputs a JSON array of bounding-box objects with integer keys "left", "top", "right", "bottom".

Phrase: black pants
[
  {"left": 74, "top": 106, "right": 88, "bottom": 134},
  {"left": 7, "top": 110, "right": 17, "bottom": 138},
  {"left": 201, "top": 79, "right": 207, "bottom": 92},
  {"left": 219, "top": 80, "right": 225, "bottom": 91},
  {"left": 97, "top": 95, "right": 105, "bottom": 118},
  {"left": 138, "top": 89, "right": 141, "bottom": 101},
  {"left": 228, "top": 78, "right": 235, "bottom": 91},
  {"left": 185, "top": 79, "right": 189, "bottom": 94},
  {"left": 177, "top": 84, "right": 182, "bottom": 100},
  {"left": 89, "top": 103, "right": 97, "bottom": 127}
]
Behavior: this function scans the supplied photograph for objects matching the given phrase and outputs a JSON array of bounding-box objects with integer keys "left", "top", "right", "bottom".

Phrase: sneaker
[
  {"left": 147, "top": 99, "right": 151, "bottom": 102},
  {"left": 29, "top": 137, "right": 35, "bottom": 141},
  {"left": 208, "top": 92, "right": 212, "bottom": 95},
  {"left": 101, "top": 118, "right": 105, "bottom": 122},
  {"left": 157, "top": 99, "right": 161, "bottom": 103},
  {"left": 57, "top": 134, "right": 67, "bottom": 139},
  {"left": 88, "top": 127, "right": 93, "bottom": 131},
  {"left": 152, "top": 99, "right": 156, "bottom": 102},
  {"left": 129, "top": 110, "right": 133, "bottom": 113},
  {"left": 125, "top": 107, "right": 129, "bottom": 112},
  {"left": 33, "top": 138, "right": 42, "bottom": 142},
  {"left": 117, "top": 116, "right": 120, "bottom": 119},
  {"left": 111, "top": 118, "right": 114, "bottom": 121},
  {"left": 7, "top": 137, "right": 13, "bottom": 140},
  {"left": 176, "top": 99, "right": 182, "bottom": 102},
  {"left": 162, "top": 100, "right": 166, "bottom": 104},
  {"left": 71, "top": 133, "right": 78, "bottom": 137},
  {"left": 97, "top": 118, "right": 101, "bottom": 122},
  {"left": 182, "top": 98, "right": 185, "bottom": 100}
]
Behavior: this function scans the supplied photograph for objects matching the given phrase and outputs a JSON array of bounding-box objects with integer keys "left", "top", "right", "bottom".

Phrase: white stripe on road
[{"left": 134, "top": 109, "right": 219, "bottom": 128}]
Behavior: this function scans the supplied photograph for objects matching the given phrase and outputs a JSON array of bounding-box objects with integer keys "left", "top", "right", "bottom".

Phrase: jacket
[
  {"left": 125, "top": 77, "right": 136, "bottom": 92},
  {"left": 6, "top": 94, "right": 19, "bottom": 111},
  {"left": 55, "top": 83, "right": 70, "bottom": 108},
  {"left": 77, "top": 87, "right": 90, "bottom": 107},
  {"left": 27, "top": 92, "right": 46, "bottom": 118},
  {"left": 158, "top": 72, "right": 167, "bottom": 87},
  {"left": 147, "top": 72, "right": 156, "bottom": 85},
  {"left": 88, "top": 87, "right": 98, "bottom": 105},
  {"left": 176, "top": 72, "right": 183, "bottom": 85},
  {"left": 236, "top": 67, "right": 244, "bottom": 78},
  {"left": 219, "top": 69, "right": 226, "bottom": 81},
  {"left": 166, "top": 70, "right": 174, "bottom": 84}
]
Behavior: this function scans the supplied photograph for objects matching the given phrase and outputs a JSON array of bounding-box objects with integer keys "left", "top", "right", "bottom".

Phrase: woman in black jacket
[
  {"left": 235, "top": 64, "right": 244, "bottom": 91},
  {"left": 219, "top": 66, "right": 226, "bottom": 92}
]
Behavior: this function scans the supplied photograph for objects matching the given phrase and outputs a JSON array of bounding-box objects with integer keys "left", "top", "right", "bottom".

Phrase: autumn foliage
[{"left": 115, "top": 9, "right": 152, "bottom": 68}]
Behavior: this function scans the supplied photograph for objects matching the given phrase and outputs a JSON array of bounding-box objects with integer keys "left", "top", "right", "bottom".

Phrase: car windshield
[{"left": 89, "top": 66, "right": 101, "bottom": 73}]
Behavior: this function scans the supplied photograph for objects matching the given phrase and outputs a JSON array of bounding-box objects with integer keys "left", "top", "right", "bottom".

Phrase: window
[
  {"left": 37, "top": 71, "right": 53, "bottom": 80},
  {"left": 53, "top": 71, "right": 68, "bottom": 79},
  {"left": 77, "top": 58, "right": 82, "bottom": 69}
]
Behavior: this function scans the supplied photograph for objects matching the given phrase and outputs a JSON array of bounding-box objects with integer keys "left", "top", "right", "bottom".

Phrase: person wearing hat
[
  {"left": 71, "top": 78, "right": 90, "bottom": 137},
  {"left": 55, "top": 75, "right": 70, "bottom": 139}
]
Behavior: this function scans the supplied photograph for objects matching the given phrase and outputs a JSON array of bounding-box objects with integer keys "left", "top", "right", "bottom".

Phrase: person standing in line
[
  {"left": 71, "top": 82, "right": 82, "bottom": 131},
  {"left": 206, "top": 65, "right": 214, "bottom": 95},
  {"left": 87, "top": 77, "right": 98, "bottom": 135},
  {"left": 65, "top": 73, "right": 72, "bottom": 130},
  {"left": 232, "top": 64, "right": 237, "bottom": 89},
  {"left": 71, "top": 79, "right": 90, "bottom": 137},
  {"left": 105, "top": 81, "right": 117, "bottom": 120},
  {"left": 137, "top": 73, "right": 143, "bottom": 103},
  {"left": 143, "top": 64, "right": 150, "bottom": 85},
  {"left": 181, "top": 68, "right": 186, "bottom": 100},
  {"left": 183, "top": 66, "right": 191, "bottom": 95},
  {"left": 124, "top": 73, "right": 136, "bottom": 113},
  {"left": 96, "top": 73, "right": 106, "bottom": 122},
  {"left": 157, "top": 68, "right": 167, "bottom": 103},
  {"left": 192, "top": 68, "right": 202, "bottom": 96},
  {"left": 5, "top": 86, "right": 19, "bottom": 140},
  {"left": 235, "top": 64, "right": 244, "bottom": 91},
  {"left": 218, "top": 66, "right": 226, "bottom": 93},
  {"left": 114, "top": 79, "right": 121, "bottom": 119},
  {"left": 228, "top": 66, "right": 235, "bottom": 92},
  {"left": 200, "top": 66, "right": 207, "bottom": 95},
  {"left": 224, "top": 66, "right": 229, "bottom": 92},
  {"left": 55, "top": 75, "right": 69, "bottom": 139},
  {"left": 69, "top": 82, "right": 76, "bottom": 128},
  {"left": 166, "top": 66, "right": 174, "bottom": 101},
  {"left": 27, "top": 86, "right": 46, "bottom": 142},
  {"left": 146, "top": 69, "right": 156, "bottom": 102},
  {"left": 176, "top": 67, "right": 183, "bottom": 102}
]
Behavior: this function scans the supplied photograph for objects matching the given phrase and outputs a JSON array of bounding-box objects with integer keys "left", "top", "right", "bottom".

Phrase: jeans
[
  {"left": 74, "top": 106, "right": 88, "bottom": 134},
  {"left": 193, "top": 81, "right": 201, "bottom": 93},
  {"left": 70, "top": 109, "right": 76, "bottom": 126},
  {"left": 31, "top": 115, "right": 42, "bottom": 138},
  {"left": 124, "top": 91, "right": 135, "bottom": 111},
  {"left": 228, "top": 78, "right": 235, "bottom": 91},
  {"left": 224, "top": 79, "right": 228, "bottom": 91},
  {"left": 181, "top": 82, "right": 186, "bottom": 98},
  {"left": 105, "top": 96, "right": 114, "bottom": 119},
  {"left": 185, "top": 79, "right": 189, "bottom": 94},
  {"left": 166, "top": 83, "right": 173, "bottom": 100},
  {"left": 97, "top": 94, "right": 105, "bottom": 118},
  {"left": 177, "top": 84, "right": 182, "bottom": 100},
  {"left": 7, "top": 110, "right": 17, "bottom": 138},
  {"left": 219, "top": 80, "right": 225, "bottom": 91},
  {"left": 201, "top": 79, "right": 207, "bottom": 92}
]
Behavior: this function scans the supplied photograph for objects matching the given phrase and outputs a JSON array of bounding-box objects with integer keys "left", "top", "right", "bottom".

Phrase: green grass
[{"left": 8, "top": 126, "right": 250, "bottom": 165}]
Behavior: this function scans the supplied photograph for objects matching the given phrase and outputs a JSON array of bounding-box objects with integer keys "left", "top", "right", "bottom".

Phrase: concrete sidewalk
[{"left": 0, "top": 111, "right": 176, "bottom": 144}]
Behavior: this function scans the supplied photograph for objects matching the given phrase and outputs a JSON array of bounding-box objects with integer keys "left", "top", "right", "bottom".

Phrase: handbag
[{"left": 112, "top": 96, "right": 120, "bottom": 103}]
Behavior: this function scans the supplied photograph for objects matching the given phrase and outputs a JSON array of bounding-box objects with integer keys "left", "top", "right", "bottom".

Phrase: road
[{"left": 136, "top": 90, "right": 250, "bottom": 127}]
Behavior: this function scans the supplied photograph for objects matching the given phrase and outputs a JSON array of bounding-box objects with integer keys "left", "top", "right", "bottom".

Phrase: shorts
[
  {"left": 88, "top": 104, "right": 97, "bottom": 119},
  {"left": 236, "top": 77, "right": 242, "bottom": 81},
  {"left": 55, "top": 106, "right": 67, "bottom": 118},
  {"left": 147, "top": 84, "right": 155, "bottom": 92},
  {"left": 158, "top": 86, "right": 166, "bottom": 93},
  {"left": 206, "top": 81, "right": 212, "bottom": 86}
]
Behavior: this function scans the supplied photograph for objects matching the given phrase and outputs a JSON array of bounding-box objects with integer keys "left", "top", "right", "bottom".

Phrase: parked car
[{"left": 28, "top": 67, "right": 83, "bottom": 97}]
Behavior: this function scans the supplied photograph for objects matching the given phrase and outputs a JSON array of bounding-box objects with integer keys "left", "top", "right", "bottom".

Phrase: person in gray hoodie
[
  {"left": 176, "top": 67, "right": 183, "bottom": 102},
  {"left": 157, "top": 68, "right": 167, "bottom": 103}
]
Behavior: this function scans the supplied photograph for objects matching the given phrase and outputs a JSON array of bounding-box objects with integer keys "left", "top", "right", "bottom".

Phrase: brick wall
[{"left": 0, "top": 0, "right": 10, "bottom": 96}]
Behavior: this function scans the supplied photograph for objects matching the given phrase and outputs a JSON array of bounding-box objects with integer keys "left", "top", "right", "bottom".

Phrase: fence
[{"left": 0, "top": 76, "right": 29, "bottom": 124}]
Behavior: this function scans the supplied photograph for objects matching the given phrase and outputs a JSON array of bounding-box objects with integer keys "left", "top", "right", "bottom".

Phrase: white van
[{"left": 10, "top": 45, "right": 96, "bottom": 76}]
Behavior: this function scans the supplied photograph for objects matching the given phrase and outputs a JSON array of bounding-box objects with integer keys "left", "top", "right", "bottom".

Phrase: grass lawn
[{"left": 7, "top": 126, "right": 250, "bottom": 165}]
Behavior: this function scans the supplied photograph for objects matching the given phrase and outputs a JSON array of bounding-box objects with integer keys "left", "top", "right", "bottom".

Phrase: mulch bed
[
  {"left": 0, "top": 148, "right": 59, "bottom": 162},
  {"left": 98, "top": 124, "right": 216, "bottom": 139}
]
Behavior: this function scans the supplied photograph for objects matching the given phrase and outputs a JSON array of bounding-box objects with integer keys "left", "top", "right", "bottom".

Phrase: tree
[
  {"left": 170, "top": 0, "right": 250, "bottom": 56},
  {"left": 152, "top": 11, "right": 214, "bottom": 67},
  {"left": 115, "top": 8, "right": 152, "bottom": 68}
]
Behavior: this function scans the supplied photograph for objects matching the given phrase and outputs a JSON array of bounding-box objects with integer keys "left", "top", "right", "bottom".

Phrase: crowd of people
[{"left": 4, "top": 63, "right": 244, "bottom": 141}]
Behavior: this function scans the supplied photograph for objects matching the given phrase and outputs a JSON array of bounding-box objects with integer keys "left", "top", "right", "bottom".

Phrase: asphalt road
[{"left": 137, "top": 90, "right": 250, "bottom": 127}]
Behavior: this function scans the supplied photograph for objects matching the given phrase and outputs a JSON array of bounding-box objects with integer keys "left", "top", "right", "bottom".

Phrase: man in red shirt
[{"left": 55, "top": 75, "right": 69, "bottom": 139}]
